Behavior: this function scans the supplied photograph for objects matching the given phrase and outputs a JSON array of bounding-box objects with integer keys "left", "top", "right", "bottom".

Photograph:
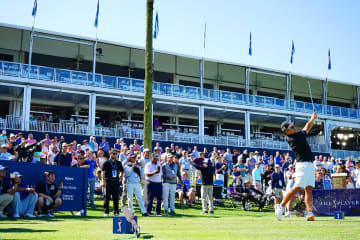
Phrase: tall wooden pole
[{"left": 143, "top": 0, "right": 154, "bottom": 150}]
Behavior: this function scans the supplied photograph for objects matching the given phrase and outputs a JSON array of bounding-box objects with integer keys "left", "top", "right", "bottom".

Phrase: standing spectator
[
  {"left": 49, "top": 139, "right": 59, "bottom": 153},
  {"left": 190, "top": 146, "right": 199, "bottom": 159},
  {"left": 144, "top": 153, "right": 162, "bottom": 216},
  {"left": 354, "top": 161, "right": 360, "bottom": 188},
  {"left": 8, "top": 171, "right": 37, "bottom": 218},
  {"left": 254, "top": 151, "right": 261, "bottom": 162},
  {"left": 0, "top": 130, "right": 8, "bottom": 146},
  {"left": 224, "top": 148, "right": 233, "bottom": 174},
  {"left": 102, "top": 150, "right": 124, "bottom": 217},
  {"left": 0, "top": 145, "right": 11, "bottom": 161},
  {"left": 140, "top": 148, "right": 152, "bottom": 201},
  {"left": 119, "top": 147, "right": 128, "bottom": 162},
  {"left": 275, "top": 151, "right": 283, "bottom": 167},
  {"left": 42, "top": 134, "right": 51, "bottom": 147},
  {"left": 35, "top": 170, "right": 63, "bottom": 217},
  {"left": 15, "top": 132, "right": 23, "bottom": 146},
  {"left": 262, "top": 151, "right": 270, "bottom": 165},
  {"left": 236, "top": 156, "right": 247, "bottom": 179},
  {"left": 114, "top": 139, "right": 122, "bottom": 153},
  {"left": 285, "top": 165, "right": 295, "bottom": 186},
  {"left": 247, "top": 152, "right": 257, "bottom": 175},
  {"left": 124, "top": 153, "right": 148, "bottom": 216},
  {"left": 252, "top": 162, "right": 262, "bottom": 192},
  {"left": 326, "top": 157, "right": 335, "bottom": 173},
  {"left": 26, "top": 133, "right": 36, "bottom": 144},
  {"left": 271, "top": 164, "right": 285, "bottom": 206},
  {"left": 8, "top": 133, "right": 16, "bottom": 147},
  {"left": 99, "top": 137, "right": 110, "bottom": 158},
  {"left": 84, "top": 152, "right": 97, "bottom": 207},
  {"left": 47, "top": 146, "right": 58, "bottom": 165},
  {"left": 132, "top": 139, "right": 141, "bottom": 152},
  {"left": 96, "top": 150, "right": 107, "bottom": 170},
  {"left": 179, "top": 151, "right": 192, "bottom": 180},
  {"left": 191, "top": 158, "right": 215, "bottom": 215},
  {"left": 162, "top": 153, "right": 182, "bottom": 216},
  {"left": 0, "top": 165, "right": 14, "bottom": 218},
  {"left": 313, "top": 156, "right": 323, "bottom": 171},
  {"left": 40, "top": 141, "right": 49, "bottom": 164},
  {"left": 215, "top": 156, "right": 226, "bottom": 182},
  {"left": 282, "top": 156, "right": 291, "bottom": 173},
  {"left": 6, "top": 141, "right": 15, "bottom": 156},
  {"left": 81, "top": 140, "right": 91, "bottom": 152},
  {"left": 53, "top": 144, "right": 72, "bottom": 167},
  {"left": 262, "top": 164, "right": 273, "bottom": 192}
]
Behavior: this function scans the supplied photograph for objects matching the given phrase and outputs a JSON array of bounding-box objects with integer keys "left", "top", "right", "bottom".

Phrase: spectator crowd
[{"left": 0, "top": 130, "right": 359, "bottom": 219}]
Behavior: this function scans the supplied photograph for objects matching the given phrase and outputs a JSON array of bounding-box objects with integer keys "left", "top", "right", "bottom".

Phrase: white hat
[
  {"left": 143, "top": 148, "right": 150, "bottom": 152},
  {"left": 1, "top": 130, "right": 6, "bottom": 134},
  {"left": 11, "top": 171, "right": 22, "bottom": 178},
  {"left": 0, "top": 165, "right": 7, "bottom": 171},
  {"left": 1, "top": 144, "right": 7, "bottom": 148}
]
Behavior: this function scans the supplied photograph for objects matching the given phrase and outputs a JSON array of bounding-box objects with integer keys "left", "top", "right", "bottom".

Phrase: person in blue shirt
[
  {"left": 0, "top": 145, "right": 11, "bottom": 161},
  {"left": 271, "top": 164, "right": 285, "bottom": 206},
  {"left": 247, "top": 152, "right": 257, "bottom": 175},
  {"left": 262, "top": 151, "right": 270, "bottom": 165},
  {"left": 8, "top": 171, "right": 37, "bottom": 218},
  {"left": 84, "top": 152, "right": 97, "bottom": 207},
  {"left": 179, "top": 151, "right": 192, "bottom": 180},
  {"left": 275, "top": 151, "right": 283, "bottom": 167},
  {"left": 99, "top": 137, "right": 110, "bottom": 157}
]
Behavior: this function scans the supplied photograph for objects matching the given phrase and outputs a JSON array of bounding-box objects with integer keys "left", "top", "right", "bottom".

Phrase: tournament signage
[
  {"left": 0, "top": 160, "right": 88, "bottom": 214},
  {"left": 313, "top": 189, "right": 360, "bottom": 216}
]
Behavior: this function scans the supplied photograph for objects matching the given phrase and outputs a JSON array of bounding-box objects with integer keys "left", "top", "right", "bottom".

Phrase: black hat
[{"left": 281, "top": 121, "right": 294, "bottom": 132}]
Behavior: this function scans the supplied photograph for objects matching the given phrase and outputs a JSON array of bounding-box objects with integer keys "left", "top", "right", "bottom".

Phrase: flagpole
[
  {"left": 28, "top": 1, "right": 37, "bottom": 70},
  {"left": 200, "top": 22, "right": 206, "bottom": 98}
]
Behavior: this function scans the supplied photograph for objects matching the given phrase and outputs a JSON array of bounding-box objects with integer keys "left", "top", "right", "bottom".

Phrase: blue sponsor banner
[
  {"left": 113, "top": 216, "right": 137, "bottom": 234},
  {"left": 0, "top": 160, "right": 88, "bottom": 214},
  {"left": 313, "top": 189, "right": 360, "bottom": 216}
]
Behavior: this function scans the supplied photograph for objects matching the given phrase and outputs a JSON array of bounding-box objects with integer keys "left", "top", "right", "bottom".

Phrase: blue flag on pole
[
  {"left": 153, "top": 11, "right": 159, "bottom": 39},
  {"left": 290, "top": 40, "right": 295, "bottom": 64},
  {"left": 328, "top": 48, "right": 331, "bottom": 70},
  {"left": 32, "top": 0, "right": 37, "bottom": 17},
  {"left": 203, "top": 22, "right": 207, "bottom": 49},
  {"left": 94, "top": 0, "right": 99, "bottom": 28},
  {"left": 249, "top": 32, "right": 252, "bottom": 56}
]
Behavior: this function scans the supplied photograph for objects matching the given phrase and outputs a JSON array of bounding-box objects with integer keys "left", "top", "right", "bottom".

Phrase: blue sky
[{"left": 1, "top": 0, "right": 359, "bottom": 84}]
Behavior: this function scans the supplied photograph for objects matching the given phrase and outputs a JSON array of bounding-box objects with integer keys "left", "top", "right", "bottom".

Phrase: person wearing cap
[
  {"left": 144, "top": 153, "right": 162, "bottom": 216},
  {"left": 0, "top": 130, "right": 8, "bottom": 146},
  {"left": 162, "top": 153, "right": 183, "bottom": 216},
  {"left": 0, "top": 165, "right": 15, "bottom": 218},
  {"left": 35, "top": 170, "right": 63, "bottom": 217},
  {"left": 326, "top": 157, "right": 335, "bottom": 173},
  {"left": 114, "top": 139, "right": 122, "bottom": 153},
  {"left": 236, "top": 179, "right": 266, "bottom": 211},
  {"left": 140, "top": 148, "right": 152, "bottom": 202},
  {"left": 0, "top": 144, "right": 11, "bottom": 161},
  {"left": 285, "top": 164, "right": 295, "bottom": 186},
  {"left": 81, "top": 140, "right": 91, "bottom": 152},
  {"left": 271, "top": 164, "right": 285, "bottom": 206},
  {"left": 83, "top": 151, "right": 97, "bottom": 208},
  {"left": 8, "top": 171, "right": 37, "bottom": 218},
  {"left": 102, "top": 150, "right": 124, "bottom": 217},
  {"left": 123, "top": 152, "right": 148, "bottom": 216},
  {"left": 161, "top": 147, "right": 170, "bottom": 162},
  {"left": 276, "top": 112, "right": 317, "bottom": 221},
  {"left": 191, "top": 155, "right": 215, "bottom": 215},
  {"left": 262, "top": 164, "right": 273, "bottom": 193},
  {"left": 354, "top": 161, "right": 360, "bottom": 188},
  {"left": 53, "top": 144, "right": 72, "bottom": 167}
]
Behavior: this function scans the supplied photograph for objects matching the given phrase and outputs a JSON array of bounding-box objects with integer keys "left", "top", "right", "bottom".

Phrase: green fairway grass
[{"left": 1, "top": 199, "right": 359, "bottom": 240}]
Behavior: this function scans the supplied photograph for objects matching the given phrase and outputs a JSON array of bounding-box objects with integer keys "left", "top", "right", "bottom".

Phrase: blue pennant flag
[
  {"left": 32, "top": 0, "right": 37, "bottom": 17},
  {"left": 153, "top": 11, "right": 159, "bottom": 39},
  {"left": 249, "top": 32, "right": 252, "bottom": 56},
  {"left": 94, "top": 0, "right": 99, "bottom": 28},
  {"left": 290, "top": 40, "right": 295, "bottom": 64},
  {"left": 203, "top": 22, "right": 207, "bottom": 49},
  {"left": 328, "top": 48, "right": 331, "bottom": 70}
]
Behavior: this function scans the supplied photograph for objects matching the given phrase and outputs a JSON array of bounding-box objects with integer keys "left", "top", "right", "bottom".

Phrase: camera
[{"left": 45, "top": 198, "right": 51, "bottom": 206}]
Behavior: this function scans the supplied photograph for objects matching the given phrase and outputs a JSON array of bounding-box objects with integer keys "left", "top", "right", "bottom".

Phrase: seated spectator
[
  {"left": 53, "top": 144, "right": 72, "bottom": 167},
  {"left": 314, "top": 172, "right": 324, "bottom": 189},
  {"left": 35, "top": 170, "right": 63, "bottom": 217},
  {"left": 40, "top": 141, "right": 49, "bottom": 164},
  {"left": 237, "top": 180, "right": 266, "bottom": 211},
  {"left": 8, "top": 171, "right": 37, "bottom": 218},
  {"left": 47, "top": 145, "right": 58, "bottom": 165},
  {"left": 232, "top": 166, "right": 243, "bottom": 185},
  {"left": 0, "top": 144, "right": 11, "bottom": 161},
  {"left": 0, "top": 165, "right": 14, "bottom": 218},
  {"left": 176, "top": 174, "right": 195, "bottom": 208}
]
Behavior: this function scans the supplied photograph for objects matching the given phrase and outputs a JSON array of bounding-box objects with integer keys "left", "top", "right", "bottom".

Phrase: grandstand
[{"left": 0, "top": 22, "right": 360, "bottom": 159}]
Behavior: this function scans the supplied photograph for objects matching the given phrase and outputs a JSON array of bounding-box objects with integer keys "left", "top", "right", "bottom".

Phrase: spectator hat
[
  {"left": 281, "top": 121, "right": 295, "bottom": 132},
  {"left": 165, "top": 147, "right": 170, "bottom": 150},
  {"left": 289, "top": 164, "right": 294, "bottom": 168},
  {"left": 120, "top": 138, "right": 124, "bottom": 141},
  {"left": 244, "top": 179, "right": 251, "bottom": 184},
  {"left": 154, "top": 146, "right": 160, "bottom": 151},
  {"left": 82, "top": 139, "right": 87, "bottom": 143},
  {"left": 10, "top": 171, "right": 22, "bottom": 178},
  {"left": 143, "top": 148, "right": 150, "bottom": 152},
  {"left": 10, "top": 133, "right": 16, "bottom": 138},
  {"left": 255, "top": 151, "right": 259, "bottom": 154},
  {"left": 0, "top": 165, "right": 7, "bottom": 171},
  {"left": 44, "top": 170, "right": 55, "bottom": 176},
  {"left": 1, "top": 144, "right": 7, "bottom": 148},
  {"left": 77, "top": 144, "right": 81, "bottom": 147},
  {"left": 2, "top": 130, "right": 6, "bottom": 134},
  {"left": 129, "top": 144, "right": 134, "bottom": 148},
  {"left": 110, "top": 149, "right": 117, "bottom": 154},
  {"left": 129, "top": 153, "right": 136, "bottom": 158},
  {"left": 167, "top": 153, "right": 174, "bottom": 157},
  {"left": 152, "top": 153, "right": 159, "bottom": 159},
  {"left": 275, "top": 164, "right": 280, "bottom": 168}
]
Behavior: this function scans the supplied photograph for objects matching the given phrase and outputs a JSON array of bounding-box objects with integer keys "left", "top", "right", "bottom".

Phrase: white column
[
  {"left": 356, "top": 87, "right": 360, "bottom": 109},
  {"left": 198, "top": 105, "right": 204, "bottom": 143},
  {"left": 322, "top": 80, "right": 327, "bottom": 105},
  {"left": 245, "top": 68, "right": 250, "bottom": 95},
  {"left": 324, "top": 120, "right": 330, "bottom": 152},
  {"left": 245, "top": 111, "right": 251, "bottom": 147},
  {"left": 88, "top": 93, "right": 96, "bottom": 136},
  {"left": 22, "top": 85, "right": 31, "bottom": 131}
]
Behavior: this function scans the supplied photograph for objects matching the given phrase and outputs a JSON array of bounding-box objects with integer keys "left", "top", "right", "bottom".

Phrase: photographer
[
  {"left": 8, "top": 171, "right": 37, "bottom": 218},
  {"left": 35, "top": 170, "right": 63, "bottom": 217},
  {"left": 15, "top": 139, "right": 38, "bottom": 162}
]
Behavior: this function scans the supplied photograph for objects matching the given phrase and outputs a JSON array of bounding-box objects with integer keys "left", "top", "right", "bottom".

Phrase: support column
[
  {"left": 324, "top": 120, "right": 330, "bottom": 153},
  {"left": 198, "top": 105, "right": 204, "bottom": 143},
  {"left": 9, "top": 100, "right": 22, "bottom": 116},
  {"left": 245, "top": 111, "right": 251, "bottom": 147},
  {"left": 22, "top": 85, "right": 31, "bottom": 131},
  {"left": 322, "top": 80, "right": 327, "bottom": 105},
  {"left": 88, "top": 93, "right": 96, "bottom": 136},
  {"left": 245, "top": 68, "right": 250, "bottom": 95},
  {"left": 356, "top": 87, "right": 360, "bottom": 109}
]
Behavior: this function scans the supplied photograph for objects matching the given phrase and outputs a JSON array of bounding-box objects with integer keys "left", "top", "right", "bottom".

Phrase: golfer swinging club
[{"left": 275, "top": 111, "right": 317, "bottom": 221}]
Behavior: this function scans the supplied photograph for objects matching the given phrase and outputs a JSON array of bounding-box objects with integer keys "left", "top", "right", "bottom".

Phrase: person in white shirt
[
  {"left": 326, "top": 157, "right": 335, "bottom": 173},
  {"left": 144, "top": 153, "right": 162, "bottom": 216},
  {"left": 353, "top": 161, "right": 360, "bottom": 188},
  {"left": 313, "top": 156, "right": 322, "bottom": 171},
  {"left": 81, "top": 140, "right": 91, "bottom": 152},
  {"left": 47, "top": 147, "right": 58, "bottom": 165}
]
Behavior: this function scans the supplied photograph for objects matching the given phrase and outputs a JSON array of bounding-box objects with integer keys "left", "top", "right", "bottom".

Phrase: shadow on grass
[
  {"left": 0, "top": 228, "right": 57, "bottom": 233},
  {"left": 141, "top": 233, "right": 154, "bottom": 239}
]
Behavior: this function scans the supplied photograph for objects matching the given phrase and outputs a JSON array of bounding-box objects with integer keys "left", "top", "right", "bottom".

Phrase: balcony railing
[{"left": 0, "top": 60, "right": 359, "bottom": 120}]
